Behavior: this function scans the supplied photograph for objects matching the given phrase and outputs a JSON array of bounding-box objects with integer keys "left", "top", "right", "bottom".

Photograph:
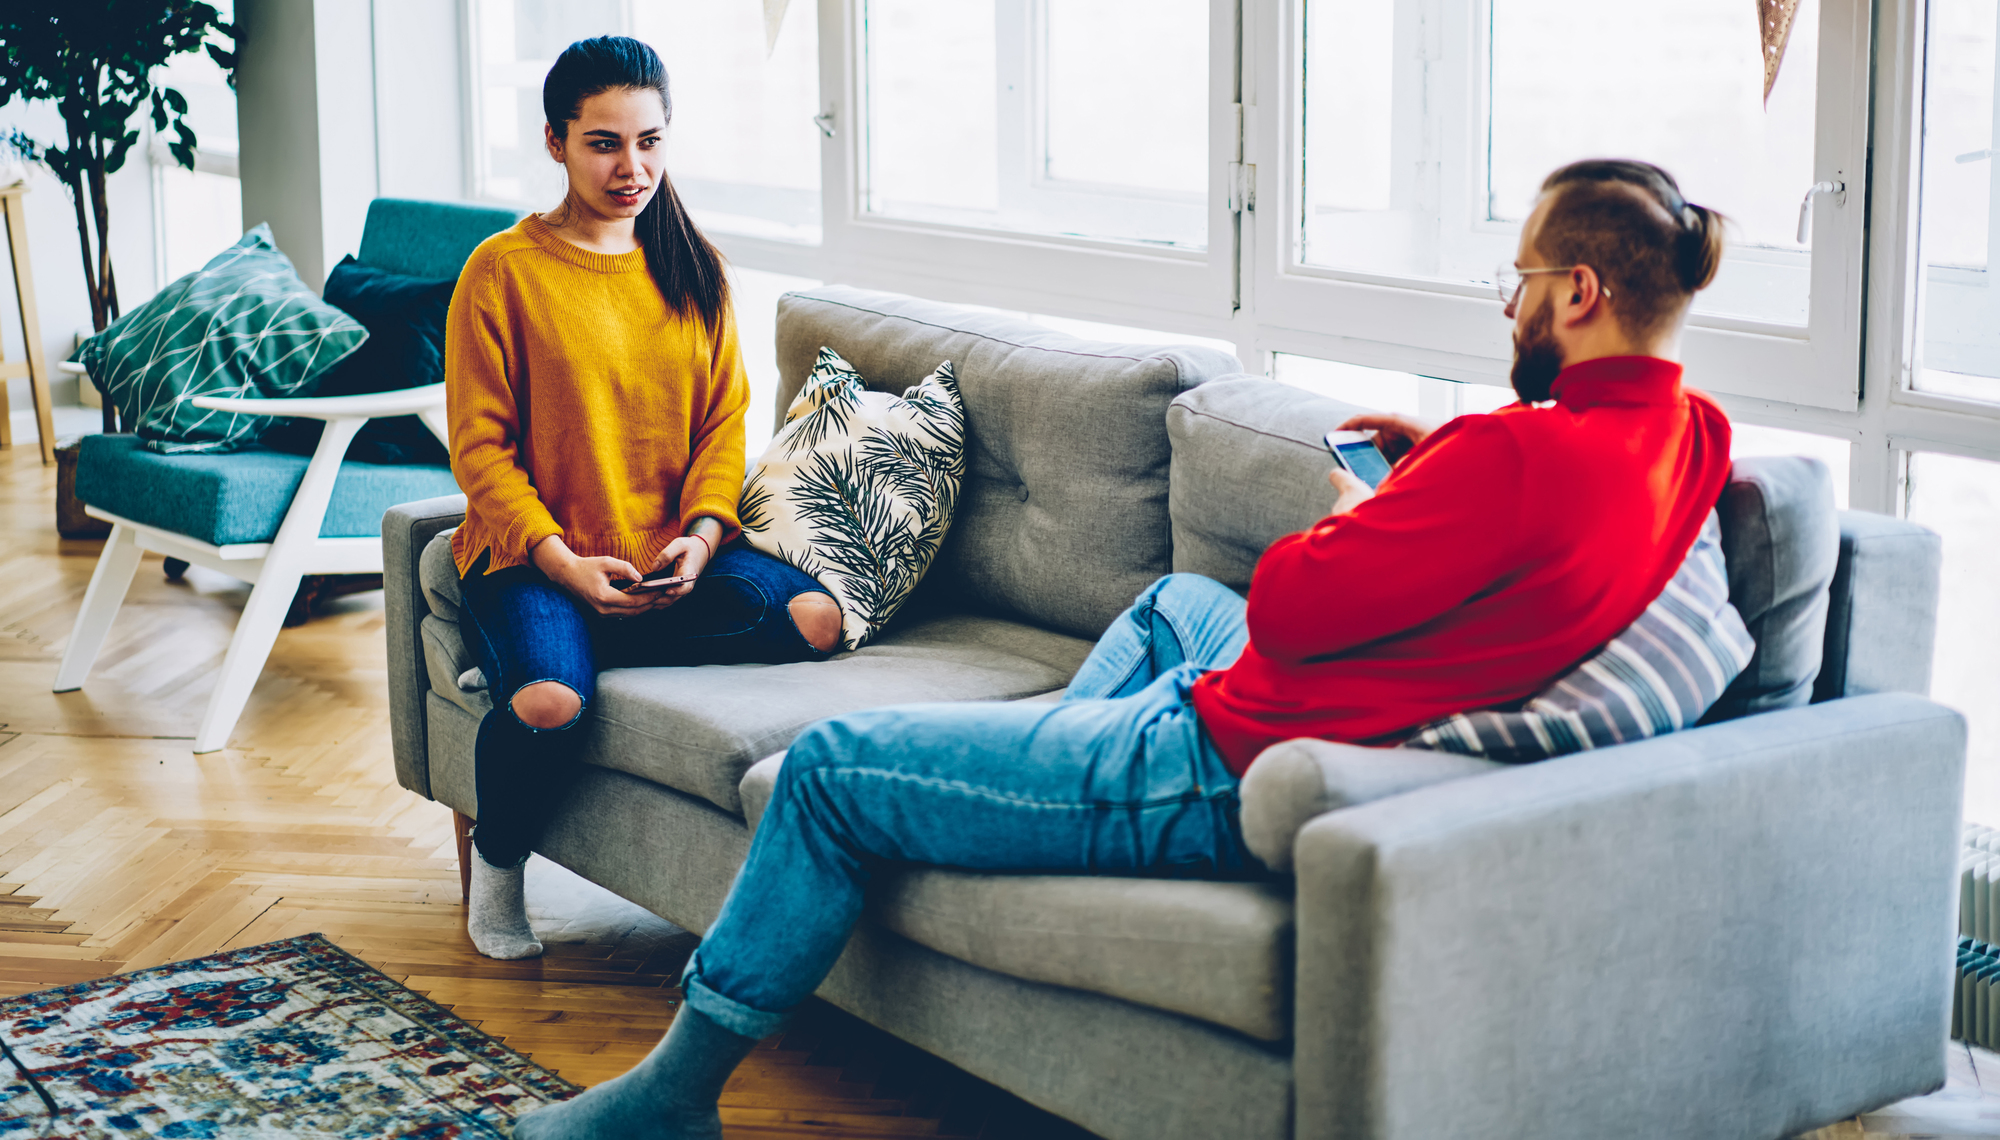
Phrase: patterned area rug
[{"left": 0, "top": 933, "right": 575, "bottom": 1137}]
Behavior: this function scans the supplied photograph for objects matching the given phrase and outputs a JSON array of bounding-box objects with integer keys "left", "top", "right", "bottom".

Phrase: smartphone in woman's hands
[{"left": 618, "top": 569, "right": 699, "bottom": 593}]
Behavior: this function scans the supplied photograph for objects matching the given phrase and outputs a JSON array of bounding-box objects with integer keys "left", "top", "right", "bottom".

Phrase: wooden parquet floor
[{"left": 0, "top": 441, "right": 1090, "bottom": 1139}]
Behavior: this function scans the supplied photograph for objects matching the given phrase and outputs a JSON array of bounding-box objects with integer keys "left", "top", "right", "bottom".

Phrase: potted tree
[{"left": 0, "top": 1, "right": 235, "bottom": 534}]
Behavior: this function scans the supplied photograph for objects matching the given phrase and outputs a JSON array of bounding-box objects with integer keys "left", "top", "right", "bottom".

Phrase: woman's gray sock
[
  {"left": 467, "top": 852, "right": 543, "bottom": 960},
  {"left": 512, "top": 1005, "right": 757, "bottom": 1140}
]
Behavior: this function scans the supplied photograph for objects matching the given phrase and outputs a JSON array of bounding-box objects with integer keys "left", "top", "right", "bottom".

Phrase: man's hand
[
  {"left": 1336, "top": 413, "right": 1432, "bottom": 464},
  {"left": 530, "top": 536, "right": 662, "bottom": 617},
  {"left": 1328, "top": 467, "right": 1374, "bottom": 516}
]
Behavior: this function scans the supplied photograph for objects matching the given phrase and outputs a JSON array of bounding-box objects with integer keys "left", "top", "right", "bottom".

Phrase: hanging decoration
[
  {"left": 1759, "top": 0, "right": 1802, "bottom": 104},
  {"left": 764, "top": 0, "right": 792, "bottom": 57}
]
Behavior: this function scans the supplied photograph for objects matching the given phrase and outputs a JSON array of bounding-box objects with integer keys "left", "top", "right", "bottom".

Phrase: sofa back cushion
[
  {"left": 775, "top": 286, "right": 1241, "bottom": 638},
  {"left": 1167, "top": 378, "right": 1368, "bottom": 587},
  {"left": 1705, "top": 455, "right": 1840, "bottom": 721},
  {"left": 1814, "top": 511, "right": 1943, "bottom": 701}
]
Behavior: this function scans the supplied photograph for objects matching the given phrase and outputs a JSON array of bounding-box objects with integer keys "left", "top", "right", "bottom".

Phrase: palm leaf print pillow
[{"left": 740, "top": 347, "right": 967, "bottom": 651}]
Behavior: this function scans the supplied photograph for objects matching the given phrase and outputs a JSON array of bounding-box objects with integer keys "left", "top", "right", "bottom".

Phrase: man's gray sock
[
  {"left": 512, "top": 1005, "right": 758, "bottom": 1140},
  {"left": 467, "top": 852, "right": 543, "bottom": 960}
]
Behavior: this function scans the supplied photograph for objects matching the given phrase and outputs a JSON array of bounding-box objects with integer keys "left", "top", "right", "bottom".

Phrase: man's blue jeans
[{"left": 682, "top": 572, "right": 1255, "bottom": 1039}]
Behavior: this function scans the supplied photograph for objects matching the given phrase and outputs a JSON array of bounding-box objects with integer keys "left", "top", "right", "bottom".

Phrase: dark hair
[
  {"left": 1533, "top": 159, "right": 1726, "bottom": 340},
  {"left": 543, "top": 36, "right": 729, "bottom": 329}
]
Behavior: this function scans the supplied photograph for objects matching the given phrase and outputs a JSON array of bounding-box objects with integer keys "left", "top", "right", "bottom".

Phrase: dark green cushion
[
  {"left": 75, "top": 224, "right": 369, "bottom": 455},
  {"left": 355, "top": 199, "right": 525, "bottom": 281},
  {"left": 75, "top": 433, "right": 459, "bottom": 546}
]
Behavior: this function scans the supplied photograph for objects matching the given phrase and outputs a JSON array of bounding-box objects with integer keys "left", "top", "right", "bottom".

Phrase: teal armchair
[{"left": 54, "top": 199, "right": 522, "bottom": 754}]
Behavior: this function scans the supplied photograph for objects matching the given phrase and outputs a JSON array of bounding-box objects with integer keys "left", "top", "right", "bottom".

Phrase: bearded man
[{"left": 514, "top": 158, "right": 1735, "bottom": 1140}]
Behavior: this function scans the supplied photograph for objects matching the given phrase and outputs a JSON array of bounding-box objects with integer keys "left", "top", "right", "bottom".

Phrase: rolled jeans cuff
[{"left": 680, "top": 954, "right": 790, "bottom": 1040}]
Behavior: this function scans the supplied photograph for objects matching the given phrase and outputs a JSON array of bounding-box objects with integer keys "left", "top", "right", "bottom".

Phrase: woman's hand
[
  {"left": 530, "top": 536, "right": 661, "bottom": 617},
  {"left": 644, "top": 533, "right": 712, "bottom": 606},
  {"left": 1328, "top": 467, "right": 1375, "bottom": 516},
  {"left": 1336, "top": 413, "right": 1433, "bottom": 465}
]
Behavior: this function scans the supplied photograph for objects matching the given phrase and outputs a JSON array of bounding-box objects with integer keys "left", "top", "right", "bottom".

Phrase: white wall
[
  {"left": 374, "top": 0, "right": 468, "bottom": 202},
  {"left": 0, "top": 100, "right": 159, "bottom": 413},
  {"left": 238, "top": 0, "right": 466, "bottom": 291}
]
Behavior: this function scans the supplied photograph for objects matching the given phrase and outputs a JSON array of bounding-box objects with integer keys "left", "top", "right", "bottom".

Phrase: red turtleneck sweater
[{"left": 1192, "top": 356, "right": 1732, "bottom": 775}]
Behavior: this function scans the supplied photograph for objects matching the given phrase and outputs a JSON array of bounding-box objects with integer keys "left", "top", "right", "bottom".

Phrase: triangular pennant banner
[
  {"left": 1760, "top": 0, "right": 1801, "bottom": 104},
  {"left": 763, "top": 0, "right": 791, "bottom": 57}
]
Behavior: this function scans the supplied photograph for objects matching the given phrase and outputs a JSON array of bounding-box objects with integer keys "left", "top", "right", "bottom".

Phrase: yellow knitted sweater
[{"left": 446, "top": 214, "right": 748, "bottom": 577}]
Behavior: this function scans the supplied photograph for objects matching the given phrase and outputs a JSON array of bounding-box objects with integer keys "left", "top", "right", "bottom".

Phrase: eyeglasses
[{"left": 1494, "top": 265, "right": 1610, "bottom": 305}]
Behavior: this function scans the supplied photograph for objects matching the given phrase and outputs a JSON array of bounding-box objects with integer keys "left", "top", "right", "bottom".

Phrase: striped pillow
[{"left": 1403, "top": 512, "right": 1755, "bottom": 763}]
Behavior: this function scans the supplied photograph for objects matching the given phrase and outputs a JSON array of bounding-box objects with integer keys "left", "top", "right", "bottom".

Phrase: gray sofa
[{"left": 384, "top": 285, "right": 1968, "bottom": 1140}]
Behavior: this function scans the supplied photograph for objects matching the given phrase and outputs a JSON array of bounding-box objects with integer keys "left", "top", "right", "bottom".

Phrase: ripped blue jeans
[
  {"left": 457, "top": 543, "right": 831, "bottom": 867},
  {"left": 681, "top": 571, "right": 1256, "bottom": 1039}
]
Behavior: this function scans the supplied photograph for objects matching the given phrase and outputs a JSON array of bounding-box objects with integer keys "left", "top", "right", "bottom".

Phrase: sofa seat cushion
[
  {"left": 76, "top": 433, "right": 458, "bottom": 546},
  {"left": 417, "top": 540, "right": 1095, "bottom": 814},
  {"left": 738, "top": 753, "right": 1292, "bottom": 1041},
  {"left": 874, "top": 871, "right": 1292, "bottom": 1042}
]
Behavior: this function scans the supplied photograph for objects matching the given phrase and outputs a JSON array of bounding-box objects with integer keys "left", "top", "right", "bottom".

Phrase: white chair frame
[{"left": 52, "top": 360, "right": 449, "bottom": 753}]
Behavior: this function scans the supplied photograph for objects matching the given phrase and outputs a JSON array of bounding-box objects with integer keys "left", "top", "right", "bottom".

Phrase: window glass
[
  {"left": 635, "top": 1, "right": 821, "bottom": 242},
  {"left": 1274, "top": 355, "right": 1423, "bottom": 415},
  {"left": 733, "top": 266, "right": 825, "bottom": 456},
  {"left": 863, "top": 0, "right": 1209, "bottom": 248},
  {"left": 157, "top": 169, "right": 243, "bottom": 283},
  {"left": 1728, "top": 422, "right": 1852, "bottom": 508},
  {"left": 1906, "top": 451, "right": 2000, "bottom": 823},
  {"left": 153, "top": 7, "right": 240, "bottom": 286},
  {"left": 1918, "top": 0, "right": 2000, "bottom": 402},
  {"left": 1274, "top": 356, "right": 1518, "bottom": 423},
  {"left": 470, "top": 0, "right": 820, "bottom": 242},
  {"left": 1300, "top": 0, "right": 1821, "bottom": 326}
]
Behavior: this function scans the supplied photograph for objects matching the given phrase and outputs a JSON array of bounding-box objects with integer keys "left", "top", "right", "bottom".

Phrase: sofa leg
[
  {"left": 53, "top": 523, "right": 143, "bottom": 692},
  {"left": 454, "top": 811, "right": 474, "bottom": 906}
]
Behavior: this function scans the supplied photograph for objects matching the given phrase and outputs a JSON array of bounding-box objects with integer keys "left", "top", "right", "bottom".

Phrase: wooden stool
[{"left": 0, "top": 184, "right": 55, "bottom": 465}]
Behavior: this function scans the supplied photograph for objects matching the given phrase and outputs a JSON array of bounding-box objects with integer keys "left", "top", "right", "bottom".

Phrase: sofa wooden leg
[{"left": 454, "top": 811, "right": 474, "bottom": 906}]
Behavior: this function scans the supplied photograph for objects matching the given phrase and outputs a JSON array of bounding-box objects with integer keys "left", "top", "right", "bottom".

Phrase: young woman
[{"left": 446, "top": 36, "right": 842, "bottom": 961}]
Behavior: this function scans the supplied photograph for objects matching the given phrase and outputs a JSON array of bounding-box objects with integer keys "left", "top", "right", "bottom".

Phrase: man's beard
[{"left": 1510, "top": 295, "right": 1563, "bottom": 403}]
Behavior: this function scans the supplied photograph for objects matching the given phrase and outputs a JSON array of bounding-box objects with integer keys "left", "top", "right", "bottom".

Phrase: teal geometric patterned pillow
[{"left": 76, "top": 224, "right": 369, "bottom": 455}]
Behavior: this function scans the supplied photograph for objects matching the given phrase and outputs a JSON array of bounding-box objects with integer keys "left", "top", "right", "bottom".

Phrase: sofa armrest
[
  {"left": 1290, "top": 693, "right": 1964, "bottom": 1140},
  {"left": 384, "top": 494, "right": 469, "bottom": 800},
  {"left": 1238, "top": 739, "right": 1503, "bottom": 873},
  {"left": 741, "top": 753, "right": 786, "bottom": 833},
  {"left": 1814, "top": 510, "right": 1942, "bottom": 701}
]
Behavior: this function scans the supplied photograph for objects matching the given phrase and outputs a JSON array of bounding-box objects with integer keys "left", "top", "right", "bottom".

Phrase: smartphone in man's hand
[{"left": 1324, "top": 430, "right": 1393, "bottom": 488}]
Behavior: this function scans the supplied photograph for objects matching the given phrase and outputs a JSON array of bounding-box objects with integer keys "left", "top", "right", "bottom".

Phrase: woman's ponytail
[
  {"left": 544, "top": 36, "right": 730, "bottom": 331},
  {"left": 638, "top": 173, "right": 730, "bottom": 331}
]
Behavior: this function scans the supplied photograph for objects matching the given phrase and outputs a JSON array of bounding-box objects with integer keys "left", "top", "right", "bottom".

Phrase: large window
[
  {"left": 1304, "top": 0, "right": 1822, "bottom": 324},
  {"left": 1269, "top": 0, "right": 1869, "bottom": 406}
]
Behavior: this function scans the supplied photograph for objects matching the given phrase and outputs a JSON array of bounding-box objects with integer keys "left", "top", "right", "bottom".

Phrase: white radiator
[{"left": 1955, "top": 824, "right": 2000, "bottom": 1046}]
